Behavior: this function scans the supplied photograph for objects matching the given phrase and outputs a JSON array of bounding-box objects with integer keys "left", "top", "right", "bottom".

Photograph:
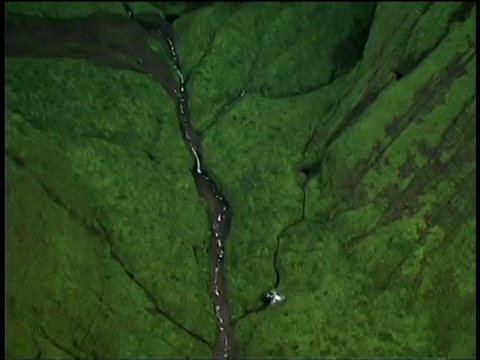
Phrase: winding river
[
  {"left": 154, "top": 17, "right": 237, "bottom": 360},
  {"left": 137, "top": 10, "right": 285, "bottom": 358}
]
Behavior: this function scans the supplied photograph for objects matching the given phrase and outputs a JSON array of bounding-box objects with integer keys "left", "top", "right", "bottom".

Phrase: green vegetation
[{"left": 6, "top": 1, "right": 475, "bottom": 358}]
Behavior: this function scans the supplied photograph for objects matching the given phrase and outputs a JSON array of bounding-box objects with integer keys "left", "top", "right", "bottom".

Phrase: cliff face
[{"left": 5, "top": 2, "right": 475, "bottom": 358}]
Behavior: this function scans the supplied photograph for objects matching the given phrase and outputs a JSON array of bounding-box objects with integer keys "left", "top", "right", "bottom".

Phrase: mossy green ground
[{"left": 6, "top": 2, "right": 475, "bottom": 358}]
